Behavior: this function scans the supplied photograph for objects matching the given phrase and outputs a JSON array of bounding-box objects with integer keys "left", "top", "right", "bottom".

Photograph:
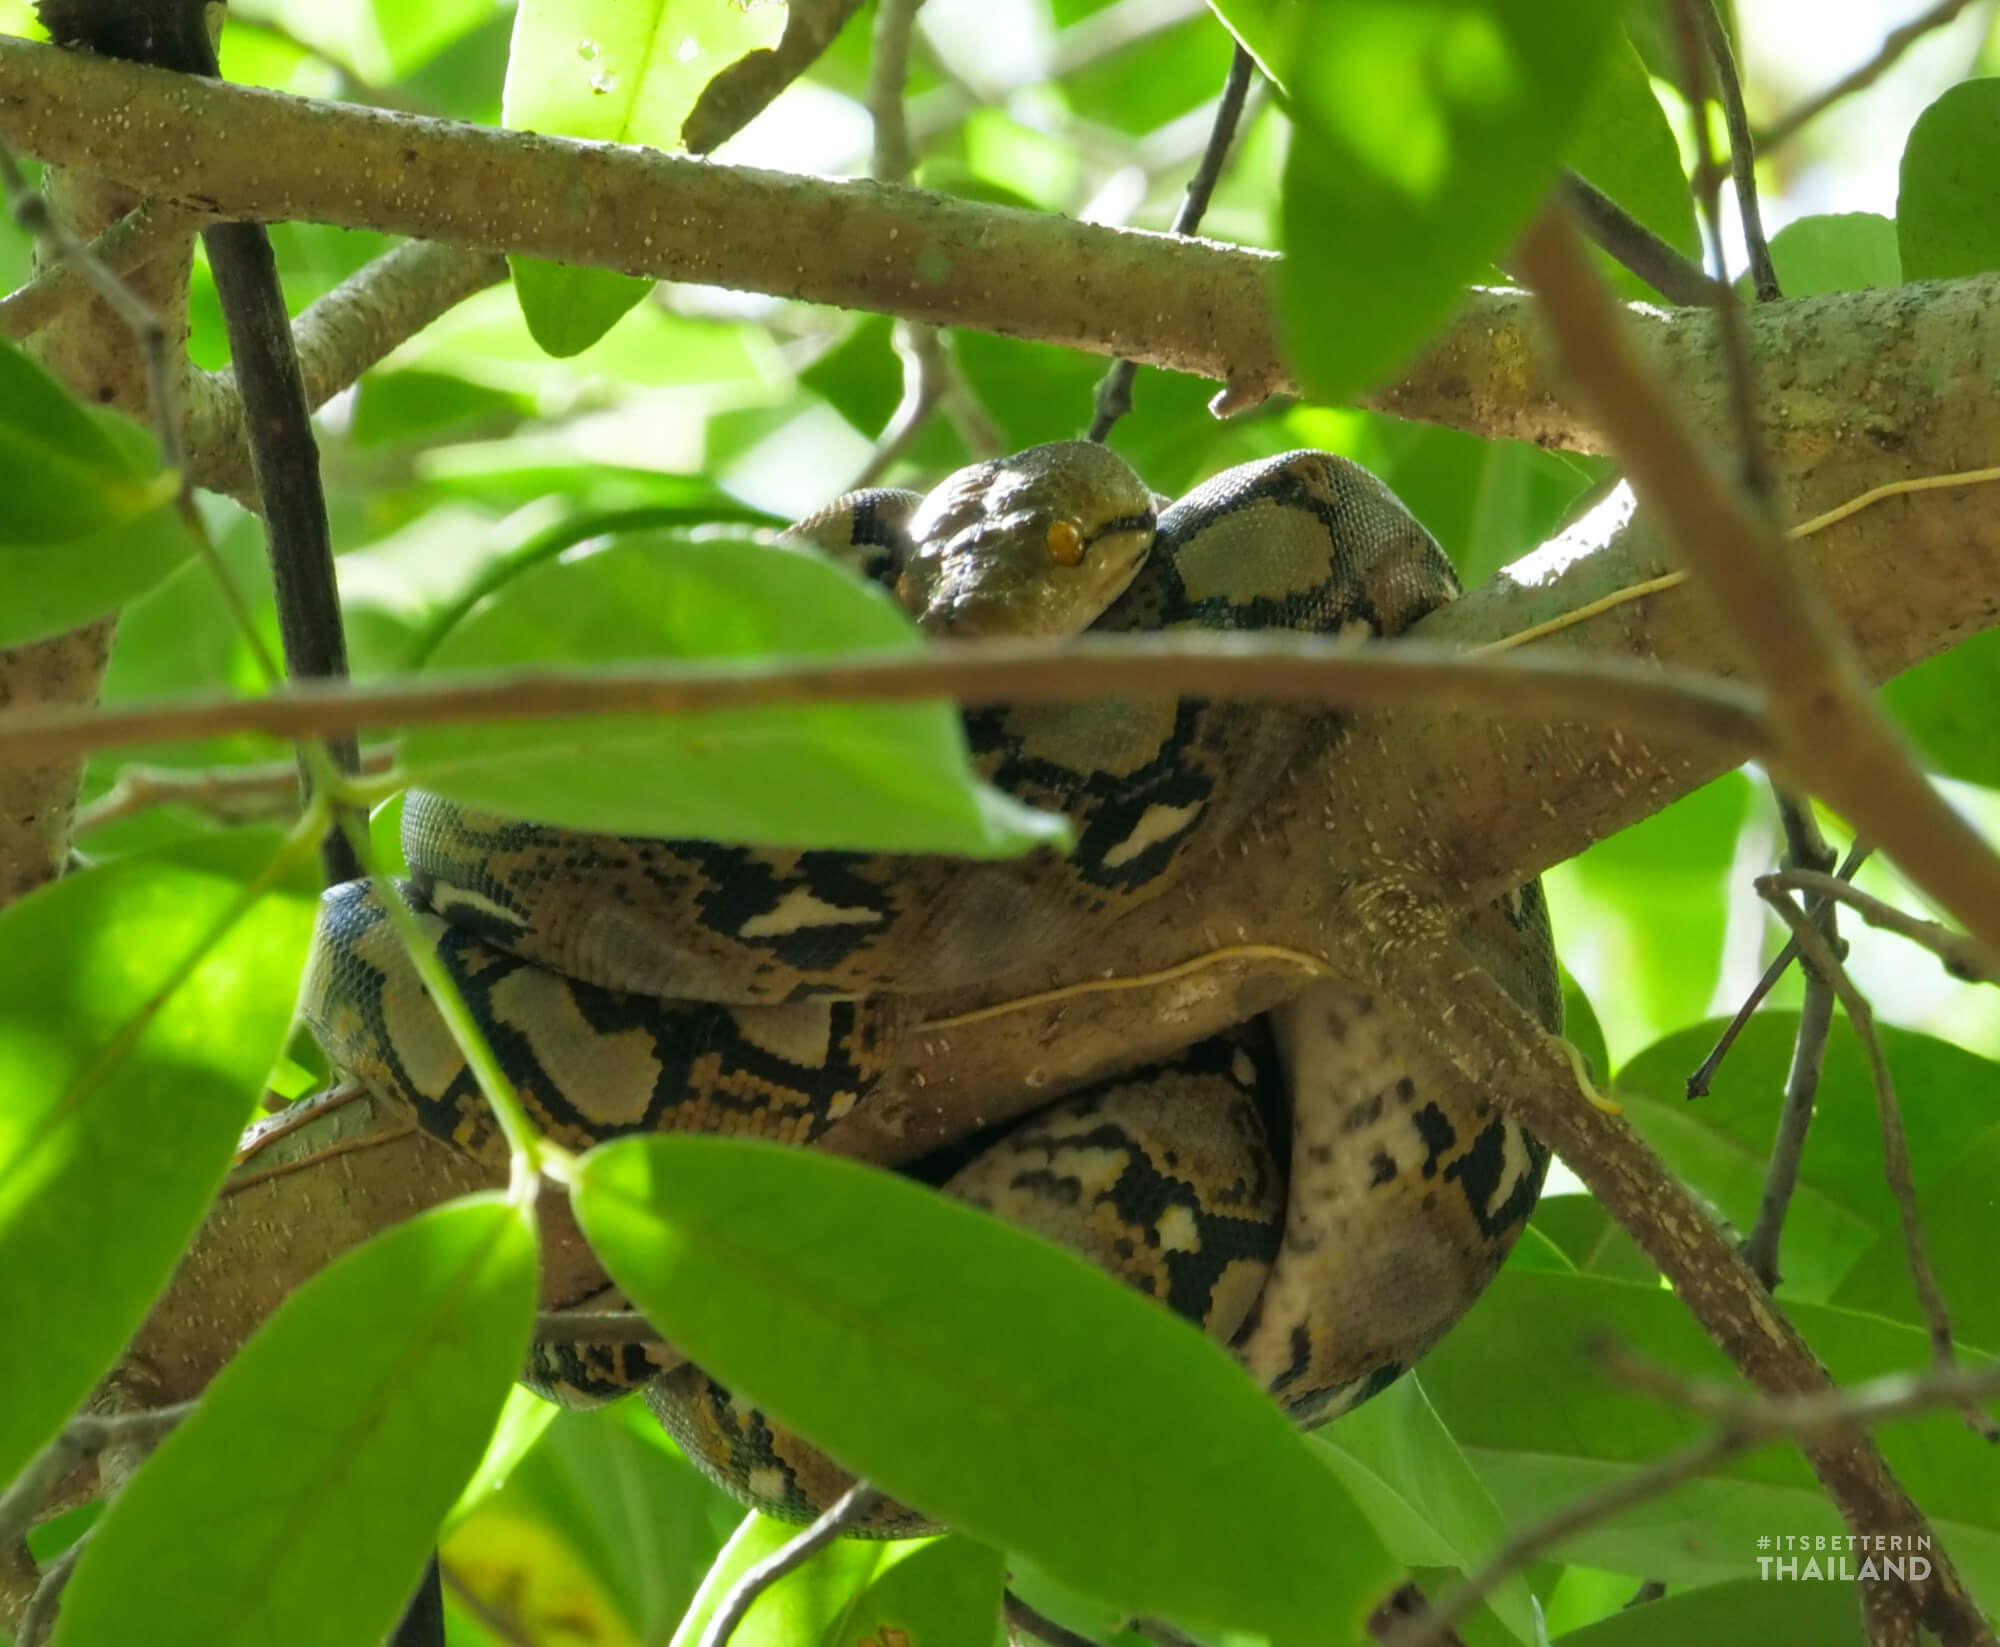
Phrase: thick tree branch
[{"left": 1514, "top": 205, "right": 2000, "bottom": 972}]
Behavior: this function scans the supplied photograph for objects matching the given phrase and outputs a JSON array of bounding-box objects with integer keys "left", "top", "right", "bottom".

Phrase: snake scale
[{"left": 303, "top": 442, "right": 1557, "bottom": 1535}]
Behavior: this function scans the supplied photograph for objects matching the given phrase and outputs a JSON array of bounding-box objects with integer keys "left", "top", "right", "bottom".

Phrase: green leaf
[
  {"left": 0, "top": 828, "right": 318, "bottom": 1488},
  {"left": 501, "top": 0, "right": 784, "bottom": 353},
  {"left": 571, "top": 1134, "right": 1397, "bottom": 1644},
  {"left": 0, "top": 339, "right": 173, "bottom": 542},
  {"left": 407, "top": 495, "right": 781, "bottom": 666},
  {"left": 1613, "top": 1016, "right": 2000, "bottom": 1302},
  {"left": 1258, "top": 0, "right": 1621, "bottom": 402},
  {"left": 1766, "top": 212, "right": 1902, "bottom": 297},
  {"left": 672, "top": 1518, "right": 1005, "bottom": 1647},
  {"left": 1418, "top": 1269, "right": 2000, "bottom": 1593},
  {"left": 0, "top": 502, "right": 201, "bottom": 647},
  {"left": 508, "top": 259, "right": 656, "bottom": 360},
  {"left": 1897, "top": 78, "right": 2000, "bottom": 280},
  {"left": 52, "top": 1194, "right": 538, "bottom": 1647},
  {"left": 401, "top": 535, "right": 1072, "bottom": 857},
  {"left": 1881, "top": 627, "right": 2000, "bottom": 787},
  {"left": 1565, "top": 32, "right": 1701, "bottom": 299},
  {"left": 1554, "top": 1577, "right": 1867, "bottom": 1647},
  {"left": 1315, "top": 1376, "right": 1538, "bottom": 1644}
]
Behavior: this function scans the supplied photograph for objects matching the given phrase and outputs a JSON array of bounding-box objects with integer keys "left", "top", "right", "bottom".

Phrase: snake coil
[{"left": 303, "top": 443, "right": 1556, "bottom": 1532}]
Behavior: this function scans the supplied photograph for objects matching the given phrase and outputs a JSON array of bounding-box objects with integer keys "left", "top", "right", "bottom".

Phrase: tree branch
[{"left": 1514, "top": 203, "right": 2000, "bottom": 976}]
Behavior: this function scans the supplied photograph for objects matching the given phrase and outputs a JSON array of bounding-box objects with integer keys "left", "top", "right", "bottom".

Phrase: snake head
[{"left": 896, "top": 440, "right": 1157, "bottom": 638}]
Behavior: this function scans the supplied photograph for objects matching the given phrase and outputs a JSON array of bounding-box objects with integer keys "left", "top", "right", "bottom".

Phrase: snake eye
[{"left": 1046, "top": 518, "right": 1086, "bottom": 566}]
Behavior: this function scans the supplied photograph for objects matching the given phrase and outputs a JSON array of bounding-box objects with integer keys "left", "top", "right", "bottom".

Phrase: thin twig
[
  {"left": 1558, "top": 170, "right": 1718, "bottom": 308},
  {"left": 697, "top": 1484, "right": 886, "bottom": 1647},
  {"left": 1686, "top": 840, "right": 1870, "bottom": 1097},
  {"left": 1762, "top": 869, "right": 2000, "bottom": 985},
  {"left": 1692, "top": 0, "right": 1781, "bottom": 304},
  {"left": 1003, "top": 1591, "right": 1103, "bottom": 1647},
  {"left": 76, "top": 747, "right": 395, "bottom": 835},
  {"left": 1740, "top": 792, "right": 1841, "bottom": 1290},
  {"left": 1088, "top": 43, "right": 1255, "bottom": 442},
  {"left": 1742, "top": 955, "right": 1834, "bottom": 1290},
  {"left": 1760, "top": 888, "right": 1999, "bottom": 1442},
  {"left": 1759, "top": 0, "right": 1985, "bottom": 155},
  {"left": 0, "top": 1406, "right": 194, "bottom": 1554},
  {"left": 1389, "top": 1352, "right": 2000, "bottom": 1647},
  {"left": 1669, "top": 1, "right": 1776, "bottom": 506},
  {"left": 0, "top": 634, "right": 1773, "bottom": 771},
  {"left": 850, "top": 0, "right": 998, "bottom": 484}
]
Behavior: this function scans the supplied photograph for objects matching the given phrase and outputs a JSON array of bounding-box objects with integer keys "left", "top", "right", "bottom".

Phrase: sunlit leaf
[
  {"left": 0, "top": 502, "right": 200, "bottom": 647},
  {"left": 401, "top": 535, "right": 1071, "bottom": 856},
  {"left": 502, "top": 0, "right": 786, "bottom": 353},
  {"left": 0, "top": 828, "right": 318, "bottom": 1488},
  {"left": 0, "top": 339, "right": 173, "bottom": 542},
  {"left": 572, "top": 1134, "right": 1396, "bottom": 1643},
  {"left": 53, "top": 1195, "right": 537, "bottom": 1647},
  {"left": 1242, "top": 0, "right": 1620, "bottom": 402}
]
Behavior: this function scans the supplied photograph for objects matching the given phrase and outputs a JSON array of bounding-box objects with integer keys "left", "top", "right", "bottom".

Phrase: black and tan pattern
[{"left": 302, "top": 441, "right": 1558, "bottom": 1532}]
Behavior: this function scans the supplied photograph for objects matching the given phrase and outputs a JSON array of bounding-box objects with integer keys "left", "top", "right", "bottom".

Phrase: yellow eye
[{"left": 1046, "top": 519, "right": 1085, "bottom": 566}]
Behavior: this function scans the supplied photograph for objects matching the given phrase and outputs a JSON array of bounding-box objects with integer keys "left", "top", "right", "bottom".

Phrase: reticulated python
[{"left": 303, "top": 442, "right": 1557, "bottom": 1535}]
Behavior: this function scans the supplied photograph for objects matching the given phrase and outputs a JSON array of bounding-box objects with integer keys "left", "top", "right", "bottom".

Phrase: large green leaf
[
  {"left": 671, "top": 1518, "right": 1005, "bottom": 1647},
  {"left": 400, "top": 534, "right": 1071, "bottom": 856},
  {"left": 1245, "top": 0, "right": 1621, "bottom": 402},
  {"left": 571, "top": 1134, "right": 1397, "bottom": 1644},
  {"left": 1418, "top": 1269, "right": 2000, "bottom": 1599},
  {"left": 53, "top": 1195, "right": 537, "bottom": 1647},
  {"left": 0, "top": 828, "right": 318, "bottom": 1488},
  {"left": 1897, "top": 78, "right": 2000, "bottom": 281},
  {"left": 1614, "top": 1016, "right": 2000, "bottom": 1302},
  {"left": 502, "top": 0, "right": 784, "bottom": 353}
]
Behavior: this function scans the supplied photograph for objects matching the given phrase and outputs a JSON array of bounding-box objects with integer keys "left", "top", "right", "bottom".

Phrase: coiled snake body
[{"left": 304, "top": 443, "right": 1556, "bottom": 1534}]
